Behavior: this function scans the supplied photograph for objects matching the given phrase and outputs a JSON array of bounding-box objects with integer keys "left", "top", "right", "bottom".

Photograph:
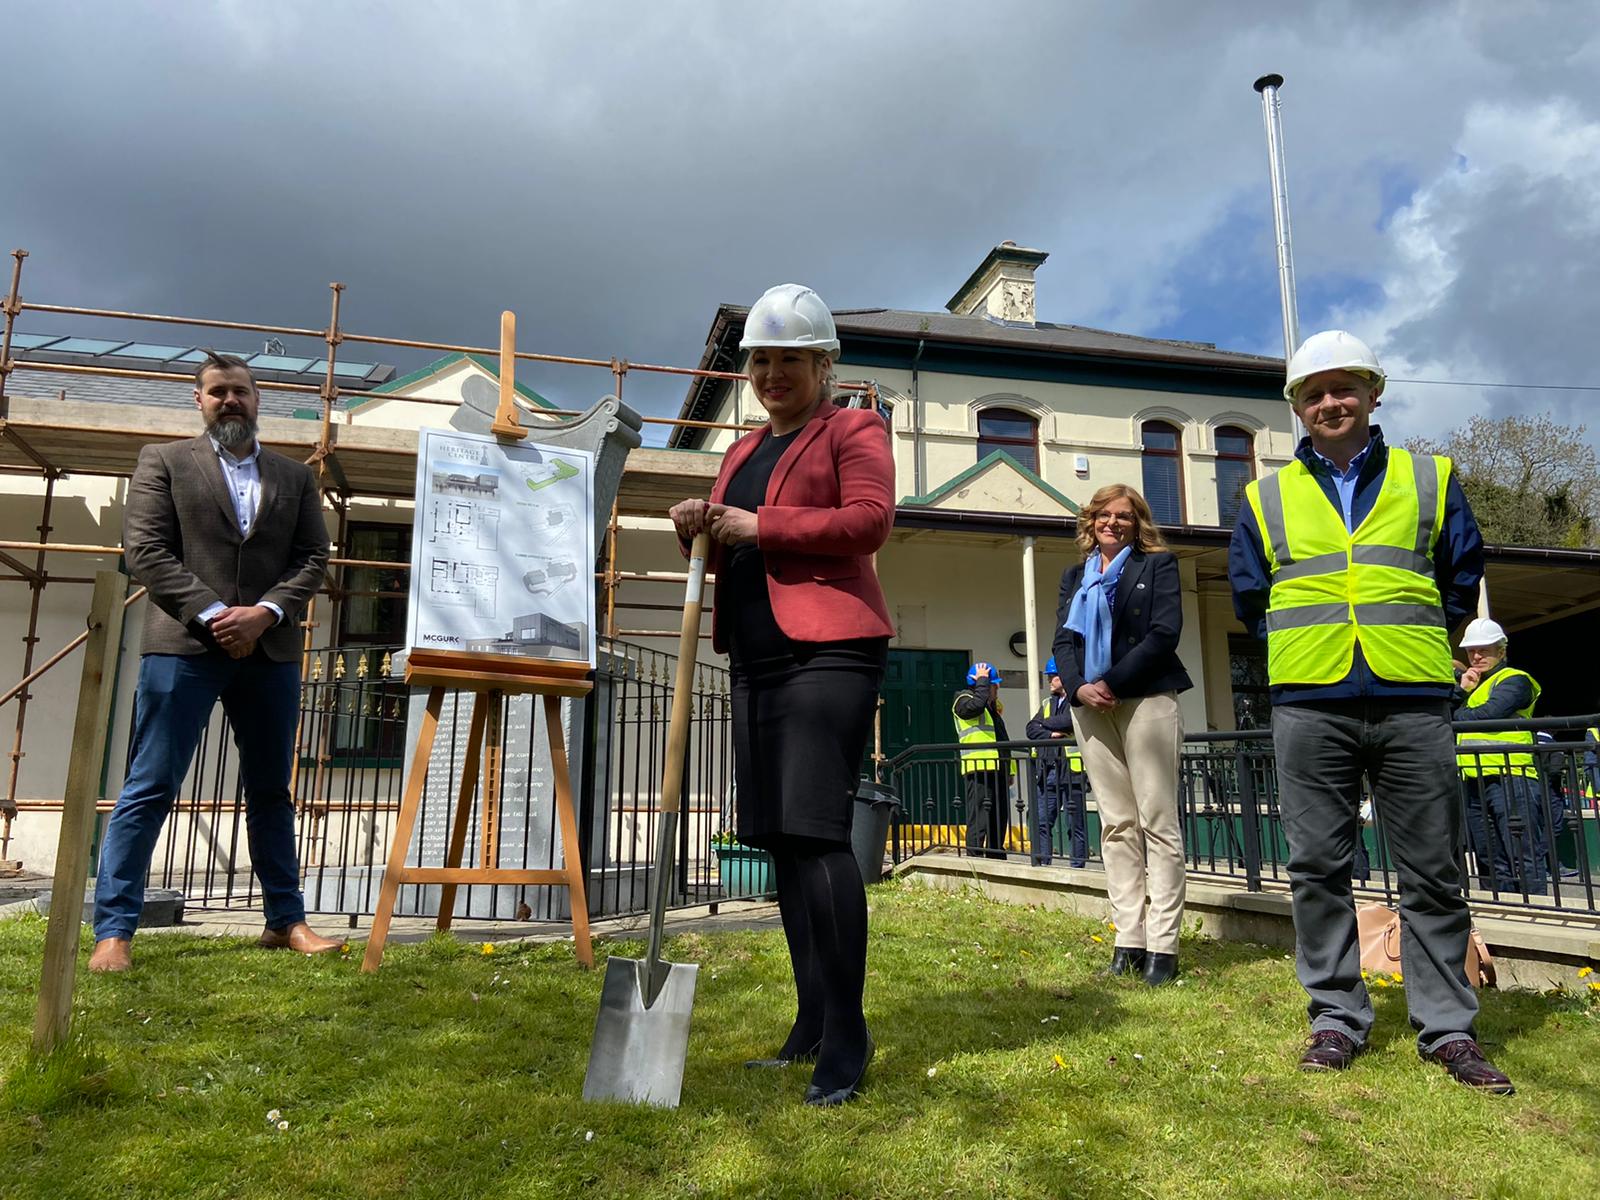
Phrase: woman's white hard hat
[{"left": 740, "top": 283, "right": 840, "bottom": 355}]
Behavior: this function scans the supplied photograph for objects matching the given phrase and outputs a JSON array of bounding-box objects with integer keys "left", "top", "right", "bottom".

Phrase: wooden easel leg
[
  {"left": 480, "top": 689, "right": 504, "bottom": 869},
  {"left": 436, "top": 693, "right": 489, "bottom": 932},
  {"left": 362, "top": 686, "right": 444, "bottom": 973},
  {"left": 545, "top": 694, "right": 593, "bottom": 968}
]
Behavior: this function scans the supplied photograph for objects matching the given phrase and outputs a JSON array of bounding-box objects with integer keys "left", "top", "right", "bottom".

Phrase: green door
[{"left": 879, "top": 649, "right": 970, "bottom": 829}]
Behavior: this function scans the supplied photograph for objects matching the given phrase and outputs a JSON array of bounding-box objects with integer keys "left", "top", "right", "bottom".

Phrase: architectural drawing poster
[{"left": 405, "top": 427, "right": 596, "bottom": 667}]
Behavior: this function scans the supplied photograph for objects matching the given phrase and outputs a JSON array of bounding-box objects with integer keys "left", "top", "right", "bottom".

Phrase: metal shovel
[{"left": 583, "top": 532, "right": 709, "bottom": 1107}]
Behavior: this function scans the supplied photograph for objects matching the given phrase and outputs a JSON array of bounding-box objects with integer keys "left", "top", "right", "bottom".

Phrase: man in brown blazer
[{"left": 89, "top": 352, "right": 341, "bottom": 972}]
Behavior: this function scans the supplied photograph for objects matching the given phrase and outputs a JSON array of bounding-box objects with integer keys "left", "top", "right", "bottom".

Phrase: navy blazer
[{"left": 1052, "top": 549, "right": 1192, "bottom": 705}]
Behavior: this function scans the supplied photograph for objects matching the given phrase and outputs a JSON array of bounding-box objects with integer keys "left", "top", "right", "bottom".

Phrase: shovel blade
[{"left": 583, "top": 955, "right": 700, "bottom": 1108}]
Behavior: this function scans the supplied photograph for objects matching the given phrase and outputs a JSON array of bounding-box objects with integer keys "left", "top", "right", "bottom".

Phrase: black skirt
[{"left": 730, "top": 638, "right": 888, "bottom": 846}]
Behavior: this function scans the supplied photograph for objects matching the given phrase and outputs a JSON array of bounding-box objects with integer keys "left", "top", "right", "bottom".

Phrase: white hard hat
[
  {"left": 1284, "top": 330, "right": 1385, "bottom": 401},
  {"left": 739, "top": 284, "right": 840, "bottom": 356},
  {"left": 1459, "top": 618, "right": 1508, "bottom": 648}
]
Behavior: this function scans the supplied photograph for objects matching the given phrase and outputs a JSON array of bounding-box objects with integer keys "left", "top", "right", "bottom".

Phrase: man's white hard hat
[
  {"left": 740, "top": 284, "right": 840, "bottom": 356},
  {"left": 1459, "top": 617, "right": 1508, "bottom": 649},
  {"left": 1284, "top": 330, "right": 1385, "bottom": 401}
]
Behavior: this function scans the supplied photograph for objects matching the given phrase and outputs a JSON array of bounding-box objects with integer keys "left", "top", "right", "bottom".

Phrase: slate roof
[
  {"left": 5, "top": 366, "right": 322, "bottom": 419},
  {"left": 671, "top": 303, "right": 1285, "bottom": 447},
  {"left": 3, "top": 333, "right": 398, "bottom": 420}
]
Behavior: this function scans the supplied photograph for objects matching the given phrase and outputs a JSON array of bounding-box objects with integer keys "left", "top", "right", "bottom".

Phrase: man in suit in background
[{"left": 89, "top": 352, "right": 341, "bottom": 972}]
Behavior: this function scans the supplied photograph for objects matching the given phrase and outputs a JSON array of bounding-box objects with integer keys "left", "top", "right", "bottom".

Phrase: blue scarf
[{"left": 1065, "top": 546, "right": 1132, "bottom": 684}]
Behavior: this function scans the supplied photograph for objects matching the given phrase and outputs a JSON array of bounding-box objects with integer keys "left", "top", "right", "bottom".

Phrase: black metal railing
[
  {"left": 135, "top": 638, "right": 765, "bottom": 920},
  {"left": 882, "top": 716, "right": 1600, "bottom": 916}
]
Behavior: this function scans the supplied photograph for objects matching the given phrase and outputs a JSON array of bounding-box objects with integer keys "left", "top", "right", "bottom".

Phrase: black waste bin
[{"left": 852, "top": 781, "right": 901, "bottom": 884}]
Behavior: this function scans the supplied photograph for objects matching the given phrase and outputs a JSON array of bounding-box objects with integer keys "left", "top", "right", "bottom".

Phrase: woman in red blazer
[{"left": 670, "top": 284, "right": 892, "bottom": 1107}]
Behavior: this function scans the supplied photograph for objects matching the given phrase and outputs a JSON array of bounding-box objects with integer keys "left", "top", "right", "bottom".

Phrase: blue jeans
[
  {"left": 93, "top": 651, "right": 306, "bottom": 940},
  {"left": 1034, "top": 770, "right": 1087, "bottom": 866}
]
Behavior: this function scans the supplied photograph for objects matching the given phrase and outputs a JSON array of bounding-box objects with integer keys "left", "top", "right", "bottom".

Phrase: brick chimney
[{"left": 945, "top": 241, "right": 1049, "bottom": 324}]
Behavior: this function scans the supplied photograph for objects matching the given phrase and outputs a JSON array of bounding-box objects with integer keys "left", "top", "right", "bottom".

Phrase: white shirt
[{"left": 197, "top": 438, "right": 282, "bottom": 629}]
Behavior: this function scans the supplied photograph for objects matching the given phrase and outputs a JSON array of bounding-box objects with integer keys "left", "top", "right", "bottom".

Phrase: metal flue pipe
[
  {"left": 1254, "top": 73, "right": 1305, "bottom": 441},
  {"left": 1254, "top": 74, "right": 1300, "bottom": 360}
]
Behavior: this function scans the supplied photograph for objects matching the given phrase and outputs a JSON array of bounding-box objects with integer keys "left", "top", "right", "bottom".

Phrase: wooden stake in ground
[{"left": 33, "top": 568, "right": 126, "bottom": 1053}]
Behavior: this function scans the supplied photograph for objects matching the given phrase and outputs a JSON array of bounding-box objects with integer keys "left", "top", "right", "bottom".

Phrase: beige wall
[{"left": 704, "top": 357, "right": 1297, "bottom": 522}]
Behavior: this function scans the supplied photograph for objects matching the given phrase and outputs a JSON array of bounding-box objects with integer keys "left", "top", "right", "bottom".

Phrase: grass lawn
[{"left": 3, "top": 881, "right": 1598, "bottom": 1200}]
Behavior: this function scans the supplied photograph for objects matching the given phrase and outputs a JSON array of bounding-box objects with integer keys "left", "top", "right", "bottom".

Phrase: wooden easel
[
  {"left": 361, "top": 650, "right": 595, "bottom": 971},
  {"left": 363, "top": 309, "right": 596, "bottom": 971}
]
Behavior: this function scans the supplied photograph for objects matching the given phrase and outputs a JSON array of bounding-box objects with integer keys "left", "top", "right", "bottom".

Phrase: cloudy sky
[{"left": 4, "top": 0, "right": 1598, "bottom": 444}]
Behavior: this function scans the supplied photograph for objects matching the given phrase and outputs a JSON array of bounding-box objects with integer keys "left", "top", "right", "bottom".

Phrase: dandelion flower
[
  {"left": 1091, "top": 935, "right": 1104, "bottom": 944},
  {"left": 1579, "top": 967, "right": 1594, "bottom": 979},
  {"left": 480, "top": 943, "right": 496, "bottom": 955}
]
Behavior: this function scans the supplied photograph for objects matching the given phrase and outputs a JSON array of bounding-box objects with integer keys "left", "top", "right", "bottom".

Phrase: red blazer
[{"left": 697, "top": 403, "right": 895, "bottom": 654}]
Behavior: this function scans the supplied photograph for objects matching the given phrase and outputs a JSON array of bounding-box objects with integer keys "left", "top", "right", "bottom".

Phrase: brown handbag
[{"left": 1355, "top": 903, "right": 1496, "bottom": 988}]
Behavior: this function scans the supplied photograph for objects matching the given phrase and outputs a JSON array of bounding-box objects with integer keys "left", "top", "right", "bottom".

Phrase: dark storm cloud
[{"left": 2, "top": 1, "right": 1597, "bottom": 440}]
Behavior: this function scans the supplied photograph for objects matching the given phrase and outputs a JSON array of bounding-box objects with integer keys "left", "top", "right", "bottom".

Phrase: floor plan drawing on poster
[{"left": 407, "top": 428, "right": 597, "bottom": 667}]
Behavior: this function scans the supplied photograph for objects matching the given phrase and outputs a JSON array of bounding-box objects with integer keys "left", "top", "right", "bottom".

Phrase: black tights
[{"left": 767, "top": 834, "right": 871, "bottom": 1092}]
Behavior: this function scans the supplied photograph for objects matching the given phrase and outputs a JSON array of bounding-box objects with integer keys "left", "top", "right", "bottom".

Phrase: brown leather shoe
[
  {"left": 258, "top": 921, "right": 345, "bottom": 955},
  {"left": 1421, "top": 1038, "right": 1515, "bottom": 1095},
  {"left": 87, "top": 937, "right": 133, "bottom": 973},
  {"left": 1298, "top": 1030, "right": 1360, "bottom": 1071}
]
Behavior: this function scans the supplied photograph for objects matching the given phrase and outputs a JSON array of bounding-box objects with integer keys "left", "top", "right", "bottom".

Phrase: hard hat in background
[
  {"left": 1044, "top": 656, "right": 1058, "bottom": 676},
  {"left": 740, "top": 284, "right": 841, "bottom": 356},
  {"left": 1459, "top": 618, "right": 1508, "bottom": 648},
  {"left": 966, "top": 663, "right": 1002, "bottom": 686},
  {"left": 1284, "top": 330, "right": 1386, "bottom": 401}
]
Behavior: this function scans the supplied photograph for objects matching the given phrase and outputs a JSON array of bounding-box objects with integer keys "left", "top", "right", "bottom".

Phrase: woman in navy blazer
[
  {"left": 670, "top": 284, "right": 892, "bottom": 1107},
  {"left": 1053, "top": 484, "right": 1192, "bottom": 985}
]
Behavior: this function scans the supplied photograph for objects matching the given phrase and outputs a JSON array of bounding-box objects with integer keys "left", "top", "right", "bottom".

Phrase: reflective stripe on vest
[
  {"left": 1455, "top": 667, "right": 1541, "bottom": 778},
  {"left": 953, "top": 698, "right": 1001, "bottom": 774},
  {"left": 1244, "top": 446, "right": 1453, "bottom": 686},
  {"left": 1031, "top": 700, "right": 1083, "bottom": 771}
]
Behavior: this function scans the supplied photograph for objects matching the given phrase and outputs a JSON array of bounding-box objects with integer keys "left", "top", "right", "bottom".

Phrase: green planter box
[{"left": 715, "top": 845, "right": 776, "bottom": 899}]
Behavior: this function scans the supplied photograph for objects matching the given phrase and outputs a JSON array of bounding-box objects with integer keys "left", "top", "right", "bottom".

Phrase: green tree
[{"left": 1413, "top": 413, "right": 1600, "bottom": 548}]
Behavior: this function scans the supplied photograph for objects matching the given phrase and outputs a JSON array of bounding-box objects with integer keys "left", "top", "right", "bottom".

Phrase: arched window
[
  {"left": 1214, "top": 425, "right": 1256, "bottom": 526},
  {"left": 977, "top": 407, "right": 1038, "bottom": 473},
  {"left": 1140, "top": 420, "right": 1184, "bottom": 525}
]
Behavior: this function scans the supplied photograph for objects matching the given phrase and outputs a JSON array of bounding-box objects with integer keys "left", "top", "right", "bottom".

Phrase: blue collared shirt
[{"left": 1310, "top": 439, "right": 1372, "bottom": 531}]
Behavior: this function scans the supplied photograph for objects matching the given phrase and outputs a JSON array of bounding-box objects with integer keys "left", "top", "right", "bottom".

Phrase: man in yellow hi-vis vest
[
  {"left": 1229, "top": 330, "right": 1512, "bottom": 1095},
  {"left": 952, "top": 662, "right": 1012, "bottom": 860},
  {"left": 1025, "top": 656, "right": 1088, "bottom": 867},
  {"left": 1452, "top": 618, "right": 1548, "bottom": 895}
]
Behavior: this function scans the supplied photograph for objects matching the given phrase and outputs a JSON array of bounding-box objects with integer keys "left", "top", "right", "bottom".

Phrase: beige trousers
[{"left": 1071, "top": 691, "right": 1186, "bottom": 955}]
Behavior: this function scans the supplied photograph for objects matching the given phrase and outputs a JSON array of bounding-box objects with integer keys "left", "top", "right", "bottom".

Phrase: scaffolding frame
[{"left": 0, "top": 246, "right": 879, "bottom": 857}]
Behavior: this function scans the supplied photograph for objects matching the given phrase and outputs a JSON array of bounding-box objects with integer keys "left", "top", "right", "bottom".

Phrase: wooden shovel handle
[{"left": 658, "top": 532, "right": 710, "bottom": 818}]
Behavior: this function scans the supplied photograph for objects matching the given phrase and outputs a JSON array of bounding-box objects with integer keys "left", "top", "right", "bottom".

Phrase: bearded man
[{"left": 88, "top": 352, "right": 340, "bottom": 972}]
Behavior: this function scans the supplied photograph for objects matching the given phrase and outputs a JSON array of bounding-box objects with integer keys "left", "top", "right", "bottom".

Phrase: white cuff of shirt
[{"left": 198, "top": 601, "right": 283, "bottom": 626}]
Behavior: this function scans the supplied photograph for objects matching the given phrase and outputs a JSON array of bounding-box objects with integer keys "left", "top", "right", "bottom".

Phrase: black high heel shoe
[
  {"left": 1141, "top": 952, "right": 1178, "bottom": 986},
  {"left": 744, "top": 1038, "right": 822, "bottom": 1069},
  {"left": 803, "top": 1035, "right": 874, "bottom": 1107},
  {"left": 1101, "top": 946, "right": 1147, "bottom": 977}
]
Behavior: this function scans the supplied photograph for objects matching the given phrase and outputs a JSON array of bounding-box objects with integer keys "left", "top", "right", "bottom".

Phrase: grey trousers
[{"left": 1271, "top": 699, "right": 1477, "bottom": 1053}]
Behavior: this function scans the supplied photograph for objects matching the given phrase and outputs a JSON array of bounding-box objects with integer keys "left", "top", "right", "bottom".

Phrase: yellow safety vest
[
  {"left": 1031, "top": 700, "right": 1083, "bottom": 772},
  {"left": 1455, "top": 667, "right": 1541, "bottom": 778},
  {"left": 1244, "top": 446, "right": 1453, "bottom": 687},
  {"left": 952, "top": 697, "right": 1013, "bottom": 776},
  {"left": 1583, "top": 727, "right": 1599, "bottom": 800}
]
